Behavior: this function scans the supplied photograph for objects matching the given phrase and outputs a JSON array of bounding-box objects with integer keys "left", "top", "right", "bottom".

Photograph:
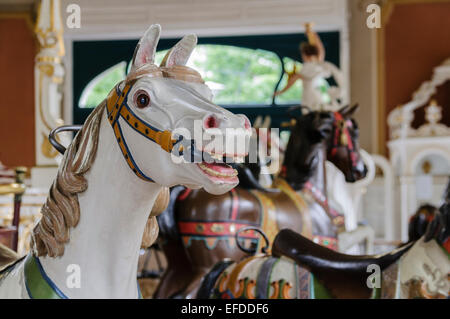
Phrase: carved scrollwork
[{"left": 388, "top": 58, "right": 450, "bottom": 140}]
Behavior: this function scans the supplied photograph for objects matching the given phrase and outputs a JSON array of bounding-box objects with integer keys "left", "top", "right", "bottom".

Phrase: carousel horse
[
  {"left": 199, "top": 197, "right": 450, "bottom": 299},
  {"left": 407, "top": 179, "right": 450, "bottom": 249},
  {"left": 409, "top": 204, "right": 440, "bottom": 242},
  {"left": 155, "top": 104, "right": 368, "bottom": 298},
  {"left": 0, "top": 24, "right": 251, "bottom": 298}
]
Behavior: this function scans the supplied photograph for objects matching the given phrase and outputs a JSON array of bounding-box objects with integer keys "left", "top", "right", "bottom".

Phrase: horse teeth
[{"left": 198, "top": 163, "right": 237, "bottom": 178}]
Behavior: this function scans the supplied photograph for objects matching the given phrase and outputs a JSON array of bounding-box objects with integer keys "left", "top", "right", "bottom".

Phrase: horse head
[
  {"left": 281, "top": 104, "right": 366, "bottom": 188},
  {"left": 326, "top": 104, "right": 367, "bottom": 182},
  {"left": 32, "top": 25, "right": 252, "bottom": 258},
  {"left": 280, "top": 107, "right": 333, "bottom": 189},
  {"left": 114, "top": 24, "right": 252, "bottom": 195}
]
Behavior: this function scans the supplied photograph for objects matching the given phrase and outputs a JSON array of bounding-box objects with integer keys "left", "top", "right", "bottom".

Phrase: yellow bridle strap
[{"left": 106, "top": 83, "right": 178, "bottom": 182}]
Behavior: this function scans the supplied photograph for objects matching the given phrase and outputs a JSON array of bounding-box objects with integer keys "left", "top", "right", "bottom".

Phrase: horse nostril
[
  {"left": 239, "top": 114, "right": 251, "bottom": 130},
  {"left": 203, "top": 114, "right": 219, "bottom": 129},
  {"left": 244, "top": 117, "right": 251, "bottom": 130}
]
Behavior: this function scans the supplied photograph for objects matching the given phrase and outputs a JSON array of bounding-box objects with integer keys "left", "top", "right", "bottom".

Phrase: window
[
  {"left": 78, "top": 47, "right": 330, "bottom": 109},
  {"left": 78, "top": 61, "right": 127, "bottom": 109},
  {"left": 73, "top": 32, "right": 340, "bottom": 127},
  {"left": 157, "top": 45, "right": 282, "bottom": 106}
]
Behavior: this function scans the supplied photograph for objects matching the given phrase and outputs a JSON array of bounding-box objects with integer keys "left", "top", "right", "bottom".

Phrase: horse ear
[
  {"left": 262, "top": 115, "right": 271, "bottom": 129},
  {"left": 253, "top": 116, "right": 262, "bottom": 129},
  {"left": 160, "top": 34, "right": 197, "bottom": 67},
  {"left": 344, "top": 104, "right": 360, "bottom": 118},
  {"left": 131, "top": 24, "right": 161, "bottom": 70},
  {"left": 337, "top": 104, "right": 351, "bottom": 115}
]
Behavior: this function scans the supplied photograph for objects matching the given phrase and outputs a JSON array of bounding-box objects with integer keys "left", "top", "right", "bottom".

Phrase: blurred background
[{"left": 0, "top": 1, "right": 449, "bottom": 293}]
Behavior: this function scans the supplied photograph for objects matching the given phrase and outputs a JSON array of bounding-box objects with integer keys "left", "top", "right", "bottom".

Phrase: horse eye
[{"left": 136, "top": 92, "right": 150, "bottom": 109}]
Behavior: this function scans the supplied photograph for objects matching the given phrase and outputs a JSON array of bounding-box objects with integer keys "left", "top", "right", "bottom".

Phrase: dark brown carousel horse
[
  {"left": 155, "top": 105, "right": 367, "bottom": 298},
  {"left": 200, "top": 180, "right": 450, "bottom": 299},
  {"left": 408, "top": 204, "right": 440, "bottom": 242},
  {"left": 408, "top": 179, "right": 449, "bottom": 248}
]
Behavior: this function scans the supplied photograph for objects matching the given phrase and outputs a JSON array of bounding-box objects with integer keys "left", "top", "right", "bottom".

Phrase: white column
[{"left": 32, "top": 0, "right": 67, "bottom": 187}]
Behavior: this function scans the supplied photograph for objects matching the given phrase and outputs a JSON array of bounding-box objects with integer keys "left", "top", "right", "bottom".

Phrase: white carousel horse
[
  {"left": 327, "top": 150, "right": 376, "bottom": 253},
  {"left": 0, "top": 24, "right": 251, "bottom": 299}
]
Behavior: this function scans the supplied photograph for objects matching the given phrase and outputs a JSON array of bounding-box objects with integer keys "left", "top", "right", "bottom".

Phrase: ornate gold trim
[
  {"left": 0, "top": 183, "right": 26, "bottom": 196},
  {"left": 34, "top": 0, "right": 65, "bottom": 57},
  {"left": 36, "top": 56, "right": 61, "bottom": 63},
  {"left": 33, "top": 164, "right": 58, "bottom": 168}
]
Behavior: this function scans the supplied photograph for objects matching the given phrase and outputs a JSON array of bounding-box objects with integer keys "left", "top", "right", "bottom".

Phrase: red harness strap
[
  {"left": 230, "top": 189, "right": 239, "bottom": 220},
  {"left": 304, "top": 181, "right": 345, "bottom": 228},
  {"left": 177, "top": 221, "right": 259, "bottom": 239},
  {"left": 330, "top": 111, "right": 358, "bottom": 170},
  {"left": 331, "top": 112, "right": 350, "bottom": 156},
  {"left": 312, "top": 235, "right": 338, "bottom": 251},
  {"left": 177, "top": 188, "right": 192, "bottom": 201}
]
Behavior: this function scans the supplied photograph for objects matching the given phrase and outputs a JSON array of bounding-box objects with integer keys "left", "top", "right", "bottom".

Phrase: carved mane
[{"left": 31, "top": 101, "right": 106, "bottom": 257}]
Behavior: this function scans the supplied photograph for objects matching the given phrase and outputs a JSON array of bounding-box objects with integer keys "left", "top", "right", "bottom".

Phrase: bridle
[
  {"left": 106, "top": 82, "right": 183, "bottom": 182},
  {"left": 50, "top": 65, "right": 205, "bottom": 183},
  {"left": 303, "top": 181, "right": 345, "bottom": 229},
  {"left": 328, "top": 111, "right": 359, "bottom": 181}
]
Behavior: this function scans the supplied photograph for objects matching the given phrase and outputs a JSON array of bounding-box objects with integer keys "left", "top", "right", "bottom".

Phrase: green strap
[
  {"left": 24, "top": 254, "right": 143, "bottom": 299},
  {"left": 311, "top": 275, "right": 332, "bottom": 299},
  {"left": 24, "top": 254, "right": 67, "bottom": 299},
  {"left": 371, "top": 286, "right": 381, "bottom": 299}
]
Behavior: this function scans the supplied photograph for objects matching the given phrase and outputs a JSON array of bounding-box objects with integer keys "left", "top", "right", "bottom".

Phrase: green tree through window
[
  {"left": 79, "top": 61, "right": 127, "bottom": 108},
  {"left": 78, "top": 45, "right": 330, "bottom": 108},
  {"left": 157, "top": 45, "right": 281, "bottom": 105}
]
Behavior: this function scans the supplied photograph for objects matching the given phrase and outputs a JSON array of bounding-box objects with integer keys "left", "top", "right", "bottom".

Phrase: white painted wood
[
  {"left": 60, "top": 0, "right": 348, "bottom": 39},
  {"left": 371, "top": 154, "right": 395, "bottom": 241},
  {"left": 386, "top": 58, "right": 450, "bottom": 242},
  {"left": 34, "top": 0, "right": 66, "bottom": 166}
]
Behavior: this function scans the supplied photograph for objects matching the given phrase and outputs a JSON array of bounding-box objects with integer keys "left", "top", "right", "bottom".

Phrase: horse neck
[
  {"left": 283, "top": 134, "right": 327, "bottom": 196},
  {"left": 307, "top": 145, "right": 327, "bottom": 195},
  {"left": 39, "top": 112, "right": 162, "bottom": 298}
]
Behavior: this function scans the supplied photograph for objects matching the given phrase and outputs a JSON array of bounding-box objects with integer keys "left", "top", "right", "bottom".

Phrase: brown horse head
[
  {"left": 408, "top": 204, "right": 439, "bottom": 242},
  {"left": 281, "top": 104, "right": 366, "bottom": 189},
  {"left": 281, "top": 108, "right": 334, "bottom": 190},
  {"left": 326, "top": 104, "right": 367, "bottom": 182}
]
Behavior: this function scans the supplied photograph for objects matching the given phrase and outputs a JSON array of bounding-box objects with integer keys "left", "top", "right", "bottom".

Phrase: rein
[
  {"left": 106, "top": 82, "right": 182, "bottom": 182},
  {"left": 303, "top": 181, "right": 345, "bottom": 229}
]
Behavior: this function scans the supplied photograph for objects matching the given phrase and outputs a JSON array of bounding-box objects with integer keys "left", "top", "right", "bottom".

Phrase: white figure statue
[{"left": 274, "top": 23, "right": 345, "bottom": 111}]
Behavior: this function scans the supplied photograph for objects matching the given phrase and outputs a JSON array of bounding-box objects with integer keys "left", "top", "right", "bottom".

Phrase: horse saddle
[{"left": 272, "top": 229, "right": 414, "bottom": 298}]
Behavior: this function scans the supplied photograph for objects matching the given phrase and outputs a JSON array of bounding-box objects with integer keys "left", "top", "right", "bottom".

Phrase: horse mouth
[{"left": 197, "top": 161, "right": 239, "bottom": 184}]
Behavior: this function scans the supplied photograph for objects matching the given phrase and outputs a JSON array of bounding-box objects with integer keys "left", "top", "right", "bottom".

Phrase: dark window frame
[{"left": 73, "top": 32, "right": 340, "bottom": 127}]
